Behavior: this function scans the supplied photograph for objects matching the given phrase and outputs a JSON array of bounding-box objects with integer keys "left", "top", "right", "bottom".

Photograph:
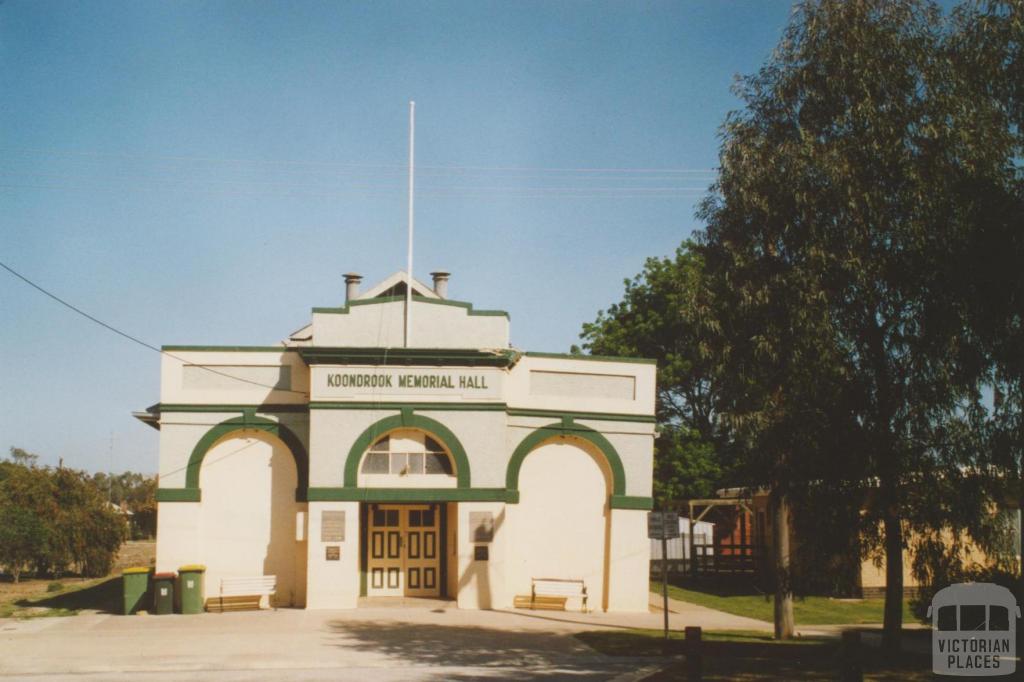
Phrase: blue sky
[{"left": 1, "top": 1, "right": 797, "bottom": 474}]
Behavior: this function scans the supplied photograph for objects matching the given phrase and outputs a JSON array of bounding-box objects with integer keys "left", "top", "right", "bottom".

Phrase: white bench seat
[
  {"left": 513, "top": 578, "right": 588, "bottom": 612},
  {"left": 206, "top": 575, "right": 277, "bottom": 612}
]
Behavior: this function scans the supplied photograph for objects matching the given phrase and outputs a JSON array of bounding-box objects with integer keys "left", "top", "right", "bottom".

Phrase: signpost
[{"left": 648, "top": 511, "right": 680, "bottom": 643}]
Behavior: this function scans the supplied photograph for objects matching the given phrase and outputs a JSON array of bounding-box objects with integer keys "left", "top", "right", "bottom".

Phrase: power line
[
  {"left": 419, "top": 164, "right": 715, "bottom": 174},
  {"left": 0, "top": 170, "right": 710, "bottom": 193},
  {"left": 0, "top": 161, "right": 715, "bottom": 183},
  {"left": 0, "top": 181, "right": 707, "bottom": 201},
  {"left": 0, "top": 260, "right": 309, "bottom": 397},
  {"left": 0, "top": 146, "right": 716, "bottom": 175}
]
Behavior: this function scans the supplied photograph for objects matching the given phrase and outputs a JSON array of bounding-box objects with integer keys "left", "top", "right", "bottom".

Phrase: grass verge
[
  {"left": 576, "top": 628, "right": 934, "bottom": 681},
  {"left": 652, "top": 580, "right": 919, "bottom": 624},
  {"left": 0, "top": 576, "right": 121, "bottom": 619},
  {"left": 576, "top": 628, "right": 833, "bottom": 657}
]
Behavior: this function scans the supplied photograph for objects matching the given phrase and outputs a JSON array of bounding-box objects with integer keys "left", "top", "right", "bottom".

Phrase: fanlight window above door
[{"left": 360, "top": 431, "right": 454, "bottom": 476}]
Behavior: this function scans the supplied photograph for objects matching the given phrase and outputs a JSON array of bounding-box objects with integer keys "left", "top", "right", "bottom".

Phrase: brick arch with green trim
[
  {"left": 343, "top": 411, "right": 472, "bottom": 488},
  {"left": 184, "top": 414, "right": 310, "bottom": 502},
  {"left": 505, "top": 420, "right": 627, "bottom": 504}
]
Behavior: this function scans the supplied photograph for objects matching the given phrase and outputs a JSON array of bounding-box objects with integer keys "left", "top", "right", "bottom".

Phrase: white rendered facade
[{"left": 142, "top": 273, "right": 655, "bottom": 611}]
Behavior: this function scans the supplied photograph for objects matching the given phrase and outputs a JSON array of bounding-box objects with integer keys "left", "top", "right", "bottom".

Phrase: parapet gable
[{"left": 309, "top": 295, "right": 509, "bottom": 349}]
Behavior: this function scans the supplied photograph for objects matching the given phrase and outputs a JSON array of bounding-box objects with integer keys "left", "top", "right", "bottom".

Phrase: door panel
[
  {"left": 366, "top": 504, "right": 442, "bottom": 598},
  {"left": 366, "top": 507, "right": 403, "bottom": 596}
]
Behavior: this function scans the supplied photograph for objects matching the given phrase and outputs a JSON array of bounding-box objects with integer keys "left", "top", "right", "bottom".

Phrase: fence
[{"left": 651, "top": 542, "right": 765, "bottom": 578}]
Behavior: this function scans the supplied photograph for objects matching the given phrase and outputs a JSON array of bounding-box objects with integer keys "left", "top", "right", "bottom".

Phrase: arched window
[{"left": 360, "top": 429, "right": 455, "bottom": 477}]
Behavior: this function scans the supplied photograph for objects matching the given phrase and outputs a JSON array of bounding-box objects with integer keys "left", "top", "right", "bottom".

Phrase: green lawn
[
  {"left": 0, "top": 577, "right": 121, "bottom": 619},
  {"left": 576, "top": 628, "right": 933, "bottom": 681},
  {"left": 577, "top": 628, "right": 833, "bottom": 656},
  {"left": 652, "top": 580, "right": 919, "bottom": 625}
]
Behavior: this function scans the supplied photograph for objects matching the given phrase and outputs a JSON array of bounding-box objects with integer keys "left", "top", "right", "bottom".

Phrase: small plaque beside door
[
  {"left": 325, "top": 545, "right": 340, "bottom": 561},
  {"left": 470, "top": 512, "right": 493, "bottom": 543},
  {"left": 321, "top": 511, "right": 345, "bottom": 542}
]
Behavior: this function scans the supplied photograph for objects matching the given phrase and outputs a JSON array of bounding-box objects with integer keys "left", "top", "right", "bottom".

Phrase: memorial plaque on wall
[
  {"left": 470, "top": 512, "right": 494, "bottom": 543},
  {"left": 325, "top": 545, "right": 340, "bottom": 561},
  {"left": 321, "top": 511, "right": 345, "bottom": 542}
]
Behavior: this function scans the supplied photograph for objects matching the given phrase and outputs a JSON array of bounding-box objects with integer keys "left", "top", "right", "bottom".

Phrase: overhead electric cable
[
  {"left": 0, "top": 171, "right": 710, "bottom": 193},
  {"left": 0, "top": 260, "right": 308, "bottom": 396},
  {"left": 0, "top": 146, "right": 715, "bottom": 175},
  {"left": 0, "top": 182, "right": 704, "bottom": 200}
]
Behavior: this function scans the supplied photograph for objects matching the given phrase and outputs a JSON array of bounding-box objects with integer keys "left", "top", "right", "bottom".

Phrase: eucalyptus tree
[
  {"left": 946, "top": 0, "right": 1024, "bottom": 625},
  {"left": 697, "top": 0, "right": 1014, "bottom": 650}
]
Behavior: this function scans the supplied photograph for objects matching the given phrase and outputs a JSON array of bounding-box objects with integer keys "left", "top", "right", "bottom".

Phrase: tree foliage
[
  {"left": 578, "top": 244, "right": 724, "bottom": 503},
  {"left": 0, "top": 448, "right": 130, "bottom": 579},
  {"left": 695, "top": 0, "right": 1022, "bottom": 650},
  {"left": 91, "top": 471, "right": 157, "bottom": 539},
  {"left": 0, "top": 506, "right": 46, "bottom": 583}
]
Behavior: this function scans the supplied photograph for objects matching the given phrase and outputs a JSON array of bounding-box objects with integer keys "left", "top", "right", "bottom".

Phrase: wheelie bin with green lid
[
  {"left": 178, "top": 565, "right": 206, "bottom": 614},
  {"left": 122, "top": 567, "right": 151, "bottom": 615}
]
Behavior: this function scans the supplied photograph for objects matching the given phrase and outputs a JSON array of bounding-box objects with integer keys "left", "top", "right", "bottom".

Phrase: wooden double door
[{"left": 366, "top": 504, "right": 442, "bottom": 598}]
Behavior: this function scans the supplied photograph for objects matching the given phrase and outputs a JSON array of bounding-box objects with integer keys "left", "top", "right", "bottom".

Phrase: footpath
[
  {"left": 0, "top": 595, "right": 759, "bottom": 682},
  {"left": 0, "top": 591, "right": 943, "bottom": 681}
]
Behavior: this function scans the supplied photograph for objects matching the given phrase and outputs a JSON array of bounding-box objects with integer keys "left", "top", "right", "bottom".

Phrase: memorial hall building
[{"left": 137, "top": 271, "right": 655, "bottom": 611}]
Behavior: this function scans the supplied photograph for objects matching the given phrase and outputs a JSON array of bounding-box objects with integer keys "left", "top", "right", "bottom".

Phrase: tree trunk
[
  {"left": 1018, "top": 493, "right": 1023, "bottom": 661},
  {"left": 773, "top": 492, "right": 795, "bottom": 639},
  {"left": 881, "top": 506, "right": 904, "bottom": 655}
]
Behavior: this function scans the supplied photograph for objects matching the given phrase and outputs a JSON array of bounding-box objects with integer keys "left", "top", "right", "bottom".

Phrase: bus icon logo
[{"left": 928, "top": 583, "right": 1020, "bottom": 676}]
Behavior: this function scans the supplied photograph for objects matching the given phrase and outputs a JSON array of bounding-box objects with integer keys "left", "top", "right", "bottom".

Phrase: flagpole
[{"left": 405, "top": 100, "right": 415, "bottom": 348}]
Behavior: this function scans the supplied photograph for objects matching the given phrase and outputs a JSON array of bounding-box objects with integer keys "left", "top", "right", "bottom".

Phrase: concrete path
[
  {"left": 648, "top": 592, "right": 775, "bottom": 632},
  {"left": 650, "top": 592, "right": 938, "bottom": 653},
  {"left": 0, "top": 600, "right": 702, "bottom": 682},
  {"left": 0, "top": 593, "right": 935, "bottom": 680}
]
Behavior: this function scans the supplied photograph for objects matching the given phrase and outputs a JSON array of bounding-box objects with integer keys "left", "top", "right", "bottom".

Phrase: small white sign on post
[
  {"left": 648, "top": 510, "right": 680, "bottom": 642},
  {"left": 647, "top": 511, "right": 681, "bottom": 540}
]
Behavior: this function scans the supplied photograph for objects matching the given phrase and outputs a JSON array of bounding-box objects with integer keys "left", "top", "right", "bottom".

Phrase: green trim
[
  {"left": 305, "top": 488, "right": 643, "bottom": 506},
  {"left": 308, "top": 487, "right": 511, "bottom": 502},
  {"left": 159, "top": 403, "right": 309, "bottom": 414},
  {"left": 439, "top": 502, "right": 448, "bottom": 598},
  {"left": 159, "top": 402, "right": 654, "bottom": 423},
  {"left": 183, "top": 414, "right": 309, "bottom": 502},
  {"left": 161, "top": 345, "right": 293, "bottom": 353},
  {"left": 525, "top": 351, "right": 657, "bottom": 365},
  {"left": 313, "top": 295, "right": 509, "bottom": 319},
  {"left": 156, "top": 488, "right": 201, "bottom": 502},
  {"left": 610, "top": 495, "right": 654, "bottom": 510},
  {"left": 344, "top": 413, "right": 472, "bottom": 488},
  {"left": 506, "top": 422, "right": 627, "bottom": 499},
  {"left": 300, "top": 347, "right": 519, "bottom": 367},
  {"left": 310, "top": 401, "right": 506, "bottom": 412},
  {"left": 359, "top": 504, "right": 368, "bottom": 597},
  {"left": 507, "top": 407, "right": 656, "bottom": 424},
  {"left": 309, "top": 403, "right": 654, "bottom": 425}
]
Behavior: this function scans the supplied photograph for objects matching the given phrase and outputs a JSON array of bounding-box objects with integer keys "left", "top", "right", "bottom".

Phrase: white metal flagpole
[{"left": 405, "top": 100, "right": 415, "bottom": 348}]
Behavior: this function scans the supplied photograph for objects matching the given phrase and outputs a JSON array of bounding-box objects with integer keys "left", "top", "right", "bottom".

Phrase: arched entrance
[
  {"left": 507, "top": 436, "right": 612, "bottom": 610},
  {"left": 358, "top": 429, "right": 455, "bottom": 598},
  {"left": 198, "top": 430, "right": 308, "bottom": 607}
]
